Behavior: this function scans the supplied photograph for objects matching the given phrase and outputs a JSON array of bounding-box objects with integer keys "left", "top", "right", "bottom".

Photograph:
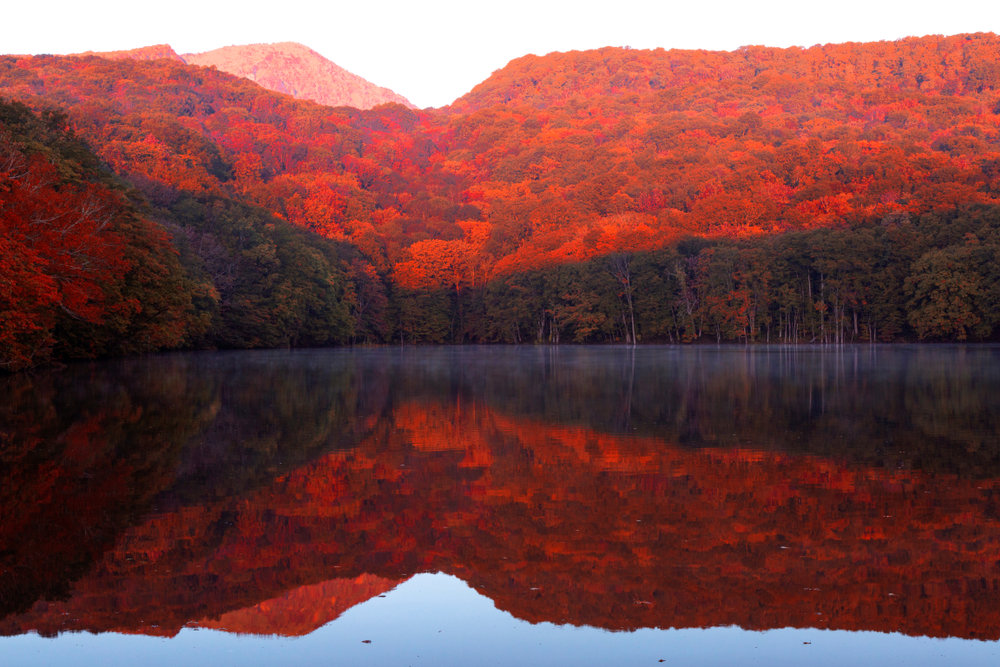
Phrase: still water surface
[{"left": 2, "top": 345, "right": 1000, "bottom": 665}]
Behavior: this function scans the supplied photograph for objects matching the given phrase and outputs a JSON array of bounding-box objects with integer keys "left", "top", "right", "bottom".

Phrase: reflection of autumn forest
[
  {"left": 4, "top": 34, "right": 1000, "bottom": 367},
  {"left": 3, "top": 349, "right": 1000, "bottom": 638}
]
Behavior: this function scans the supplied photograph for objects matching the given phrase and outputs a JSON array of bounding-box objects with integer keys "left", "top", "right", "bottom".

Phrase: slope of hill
[
  {"left": 0, "top": 98, "right": 198, "bottom": 370},
  {"left": 81, "top": 44, "right": 185, "bottom": 62},
  {"left": 3, "top": 33, "right": 1000, "bottom": 357},
  {"left": 451, "top": 33, "right": 1000, "bottom": 112},
  {"left": 182, "top": 42, "right": 415, "bottom": 110}
]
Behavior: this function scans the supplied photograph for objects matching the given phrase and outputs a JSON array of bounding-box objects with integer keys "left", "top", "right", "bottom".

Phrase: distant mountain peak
[
  {"left": 181, "top": 42, "right": 415, "bottom": 110},
  {"left": 79, "top": 44, "right": 185, "bottom": 62}
]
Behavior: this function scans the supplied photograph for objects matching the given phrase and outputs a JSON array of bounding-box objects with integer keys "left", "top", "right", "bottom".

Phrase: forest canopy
[{"left": 3, "top": 33, "right": 1000, "bottom": 367}]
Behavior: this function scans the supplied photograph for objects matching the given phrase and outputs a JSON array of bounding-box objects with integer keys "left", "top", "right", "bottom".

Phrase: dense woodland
[{"left": 3, "top": 33, "right": 1000, "bottom": 368}]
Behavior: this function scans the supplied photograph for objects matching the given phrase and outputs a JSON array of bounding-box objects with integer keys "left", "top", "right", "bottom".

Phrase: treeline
[
  {"left": 386, "top": 205, "right": 1000, "bottom": 344},
  {"left": 0, "top": 99, "right": 354, "bottom": 370},
  {"left": 5, "top": 36, "right": 1000, "bottom": 297},
  {"left": 5, "top": 89, "right": 1000, "bottom": 372},
  {"left": 154, "top": 192, "right": 353, "bottom": 350},
  {"left": 7, "top": 32, "right": 1000, "bottom": 368},
  {"left": 0, "top": 99, "right": 194, "bottom": 369},
  {"left": 4, "top": 89, "right": 1000, "bottom": 372}
]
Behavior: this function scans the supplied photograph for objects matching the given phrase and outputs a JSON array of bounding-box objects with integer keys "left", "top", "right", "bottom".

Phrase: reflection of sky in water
[{"left": 4, "top": 573, "right": 999, "bottom": 666}]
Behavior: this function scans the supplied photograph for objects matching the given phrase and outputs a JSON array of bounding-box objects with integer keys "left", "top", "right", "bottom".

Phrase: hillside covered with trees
[{"left": 3, "top": 33, "right": 1000, "bottom": 367}]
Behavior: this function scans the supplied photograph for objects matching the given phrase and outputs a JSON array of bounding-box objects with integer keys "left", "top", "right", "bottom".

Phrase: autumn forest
[{"left": 4, "top": 33, "right": 1000, "bottom": 369}]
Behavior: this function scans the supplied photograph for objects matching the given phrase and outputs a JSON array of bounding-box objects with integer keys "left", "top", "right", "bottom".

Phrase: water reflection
[{"left": 2, "top": 346, "right": 1000, "bottom": 645}]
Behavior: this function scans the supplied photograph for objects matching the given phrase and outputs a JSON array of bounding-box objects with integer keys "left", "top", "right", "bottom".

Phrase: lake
[{"left": 2, "top": 345, "right": 1000, "bottom": 665}]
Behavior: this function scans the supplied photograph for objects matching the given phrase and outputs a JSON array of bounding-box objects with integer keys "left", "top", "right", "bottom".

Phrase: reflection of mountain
[
  {"left": 3, "top": 348, "right": 1000, "bottom": 641},
  {"left": 194, "top": 575, "right": 403, "bottom": 636}
]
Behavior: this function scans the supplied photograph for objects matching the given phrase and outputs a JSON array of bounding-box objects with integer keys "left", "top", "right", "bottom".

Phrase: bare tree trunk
[{"left": 609, "top": 253, "right": 637, "bottom": 346}]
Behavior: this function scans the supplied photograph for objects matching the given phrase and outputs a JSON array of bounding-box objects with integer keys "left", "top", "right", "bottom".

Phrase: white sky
[{"left": 3, "top": 0, "right": 998, "bottom": 108}]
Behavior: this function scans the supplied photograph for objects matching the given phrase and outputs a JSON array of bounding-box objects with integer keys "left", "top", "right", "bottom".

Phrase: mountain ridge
[
  {"left": 451, "top": 31, "right": 1000, "bottom": 111},
  {"left": 4, "top": 32, "right": 1000, "bottom": 361},
  {"left": 81, "top": 41, "right": 414, "bottom": 110},
  {"left": 77, "top": 44, "right": 185, "bottom": 62},
  {"left": 182, "top": 42, "right": 415, "bottom": 110}
]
